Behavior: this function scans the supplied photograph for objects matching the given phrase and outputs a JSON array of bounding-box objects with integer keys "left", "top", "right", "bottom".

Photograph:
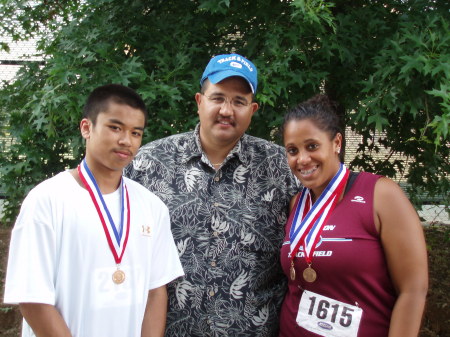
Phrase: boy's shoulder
[
  {"left": 123, "top": 176, "right": 167, "bottom": 207},
  {"left": 28, "top": 171, "right": 73, "bottom": 196}
]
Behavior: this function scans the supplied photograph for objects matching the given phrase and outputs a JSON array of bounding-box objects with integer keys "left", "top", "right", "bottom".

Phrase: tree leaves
[{"left": 0, "top": 0, "right": 448, "bottom": 222}]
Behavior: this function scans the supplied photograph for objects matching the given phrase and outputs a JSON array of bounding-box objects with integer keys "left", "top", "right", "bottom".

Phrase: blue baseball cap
[{"left": 200, "top": 53, "right": 258, "bottom": 94}]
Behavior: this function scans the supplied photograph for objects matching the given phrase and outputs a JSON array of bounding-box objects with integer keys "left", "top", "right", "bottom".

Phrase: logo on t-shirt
[
  {"left": 351, "top": 196, "right": 366, "bottom": 203},
  {"left": 141, "top": 225, "right": 151, "bottom": 237}
]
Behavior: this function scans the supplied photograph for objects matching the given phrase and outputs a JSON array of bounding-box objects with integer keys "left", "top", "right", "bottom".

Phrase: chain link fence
[{"left": 344, "top": 129, "right": 448, "bottom": 224}]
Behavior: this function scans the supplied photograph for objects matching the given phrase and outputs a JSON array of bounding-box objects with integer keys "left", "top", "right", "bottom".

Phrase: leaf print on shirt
[
  {"left": 230, "top": 270, "right": 249, "bottom": 299},
  {"left": 210, "top": 239, "right": 227, "bottom": 261},
  {"left": 233, "top": 164, "right": 248, "bottom": 183},
  {"left": 240, "top": 229, "right": 256, "bottom": 245},
  {"left": 175, "top": 279, "right": 192, "bottom": 309},
  {"left": 261, "top": 188, "right": 276, "bottom": 202},
  {"left": 211, "top": 214, "right": 229, "bottom": 234},
  {"left": 251, "top": 304, "right": 269, "bottom": 326},
  {"left": 131, "top": 154, "right": 151, "bottom": 170},
  {"left": 184, "top": 167, "right": 202, "bottom": 192},
  {"left": 177, "top": 237, "right": 190, "bottom": 257}
]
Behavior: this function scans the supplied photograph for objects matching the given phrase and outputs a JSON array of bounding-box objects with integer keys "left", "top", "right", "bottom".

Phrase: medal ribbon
[
  {"left": 289, "top": 163, "right": 349, "bottom": 264},
  {"left": 78, "top": 159, "right": 130, "bottom": 264}
]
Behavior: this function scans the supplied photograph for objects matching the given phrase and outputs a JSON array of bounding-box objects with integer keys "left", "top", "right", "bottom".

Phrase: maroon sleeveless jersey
[{"left": 279, "top": 172, "right": 396, "bottom": 337}]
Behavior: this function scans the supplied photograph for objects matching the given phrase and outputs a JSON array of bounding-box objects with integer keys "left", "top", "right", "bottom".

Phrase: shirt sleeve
[
  {"left": 148, "top": 200, "right": 184, "bottom": 290},
  {"left": 4, "top": 185, "right": 57, "bottom": 305}
]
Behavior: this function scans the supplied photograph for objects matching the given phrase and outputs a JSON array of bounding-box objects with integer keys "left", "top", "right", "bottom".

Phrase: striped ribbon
[
  {"left": 78, "top": 159, "right": 130, "bottom": 264},
  {"left": 289, "top": 163, "right": 349, "bottom": 264}
]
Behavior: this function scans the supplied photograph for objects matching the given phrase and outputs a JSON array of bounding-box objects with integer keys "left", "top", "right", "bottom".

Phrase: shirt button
[
  {"left": 213, "top": 231, "right": 219, "bottom": 237},
  {"left": 209, "top": 290, "right": 215, "bottom": 296},
  {"left": 214, "top": 176, "right": 220, "bottom": 182},
  {"left": 211, "top": 261, "right": 216, "bottom": 267},
  {"left": 214, "top": 202, "right": 219, "bottom": 207}
]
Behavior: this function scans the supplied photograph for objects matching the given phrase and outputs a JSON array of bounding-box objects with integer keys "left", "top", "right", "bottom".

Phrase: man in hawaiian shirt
[{"left": 125, "top": 53, "right": 299, "bottom": 336}]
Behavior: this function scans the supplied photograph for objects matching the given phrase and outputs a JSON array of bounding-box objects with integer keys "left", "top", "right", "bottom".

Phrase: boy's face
[{"left": 81, "top": 102, "right": 145, "bottom": 174}]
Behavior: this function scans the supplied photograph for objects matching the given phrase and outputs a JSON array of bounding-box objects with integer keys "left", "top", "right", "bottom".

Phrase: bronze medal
[
  {"left": 290, "top": 260, "right": 296, "bottom": 281},
  {"left": 112, "top": 269, "right": 126, "bottom": 284},
  {"left": 303, "top": 265, "right": 317, "bottom": 283}
]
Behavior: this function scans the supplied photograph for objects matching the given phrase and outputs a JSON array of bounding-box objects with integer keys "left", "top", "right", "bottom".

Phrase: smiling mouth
[
  {"left": 300, "top": 166, "right": 318, "bottom": 176},
  {"left": 217, "top": 118, "right": 234, "bottom": 126}
]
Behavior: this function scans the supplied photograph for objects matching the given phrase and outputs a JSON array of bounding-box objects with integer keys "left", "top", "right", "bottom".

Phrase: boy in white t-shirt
[{"left": 4, "top": 84, "right": 184, "bottom": 337}]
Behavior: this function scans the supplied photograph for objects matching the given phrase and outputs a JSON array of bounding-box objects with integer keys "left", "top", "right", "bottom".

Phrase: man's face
[
  {"left": 81, "top": 102, "right": 145, "bottom": 175},
  {"left": 195, "top": 77, "right": 258, "bottom": 149}
]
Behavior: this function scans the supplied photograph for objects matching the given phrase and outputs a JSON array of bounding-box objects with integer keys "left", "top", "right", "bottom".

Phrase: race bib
[{"left": 296, "top": 290, "right": 363, "bottom": 337}]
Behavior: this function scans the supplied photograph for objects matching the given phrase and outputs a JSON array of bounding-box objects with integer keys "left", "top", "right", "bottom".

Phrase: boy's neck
[{"left": 70, "top": 167, "right": 122, "bottom": 195}]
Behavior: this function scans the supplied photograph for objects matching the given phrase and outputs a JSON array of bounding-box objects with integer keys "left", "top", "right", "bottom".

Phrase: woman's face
[{"left": 284, "top": 118, "right": 342, "bottom": 198}]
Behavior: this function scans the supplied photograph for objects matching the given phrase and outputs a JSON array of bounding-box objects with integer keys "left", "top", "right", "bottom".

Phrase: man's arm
[
  {"left": 19, "top": 303, "right": 72, "bottom": 337},
  {"left": 141, "top": 285, "right": 168, "bottom": 337}
]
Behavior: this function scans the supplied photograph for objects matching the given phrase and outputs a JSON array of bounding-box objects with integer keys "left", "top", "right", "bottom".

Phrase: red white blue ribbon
[
  {"left": 78, "top": 159, "right": 130, "bottom": 264},
  {"left": 289, "top": 163, "right": 349, "bottom": 264}
]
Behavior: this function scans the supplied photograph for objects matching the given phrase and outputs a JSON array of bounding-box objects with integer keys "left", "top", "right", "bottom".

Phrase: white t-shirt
[{"left": 4, "top": 171, "right": 184, "bottom": 337}]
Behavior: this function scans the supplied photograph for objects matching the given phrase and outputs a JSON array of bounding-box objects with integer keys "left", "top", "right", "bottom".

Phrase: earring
[{"left": 336, "top": 147, "right": 341, "bottom": 154}]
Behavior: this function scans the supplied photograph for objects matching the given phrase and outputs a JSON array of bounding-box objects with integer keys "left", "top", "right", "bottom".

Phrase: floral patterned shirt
[{"left": 125, "top": 125, "right": 299, "bottom": 336}]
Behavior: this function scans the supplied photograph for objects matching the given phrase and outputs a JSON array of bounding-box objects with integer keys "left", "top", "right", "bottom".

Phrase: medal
[
  {"left": 288, "top": 164, "right": 349, "bottom": 283},
  {"left": 112, "top": 268, "right": 126, "bottom": 284},
  {"left": 78, "top": 159, "right": 131, "bottom": 284},
  {"left": 290, "top": 260, "right": 296, "bottom": 281},
  {"left": 303, "top": 265, "right": 317, "bottom": 283}
]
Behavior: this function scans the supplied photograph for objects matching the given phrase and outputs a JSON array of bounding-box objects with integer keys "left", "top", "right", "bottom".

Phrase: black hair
[
  {"left": 83, "top": 84, "right": 148, "bottom": 125},
  {"left": 200, "top": 79, "right": 210, "bottom": 95},
  {"left": 281, "top": 94, "right": 342, "bottom": 142}
]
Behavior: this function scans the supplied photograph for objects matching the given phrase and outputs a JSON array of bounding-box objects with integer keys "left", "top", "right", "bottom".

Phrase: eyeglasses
[{"left": 202, "top": 94, "right": 251, "bottom": 110}]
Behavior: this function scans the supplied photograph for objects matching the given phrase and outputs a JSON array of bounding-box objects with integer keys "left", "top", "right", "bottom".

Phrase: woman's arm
[{"left": 374, "top": 177, "right": 428, "bottom": 337}]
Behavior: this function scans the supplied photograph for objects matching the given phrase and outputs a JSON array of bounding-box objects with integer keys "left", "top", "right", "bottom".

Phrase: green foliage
[
  {"left": 347, "top": 2, "right": 450, "bottom": 207},
  {"left": 0, "top": 0, "right": 449, "bottom": 223}
]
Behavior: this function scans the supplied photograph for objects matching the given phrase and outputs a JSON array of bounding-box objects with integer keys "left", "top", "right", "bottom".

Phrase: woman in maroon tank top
[{"left": 278, "top": 94, "right": 428, "bottom": 337}]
